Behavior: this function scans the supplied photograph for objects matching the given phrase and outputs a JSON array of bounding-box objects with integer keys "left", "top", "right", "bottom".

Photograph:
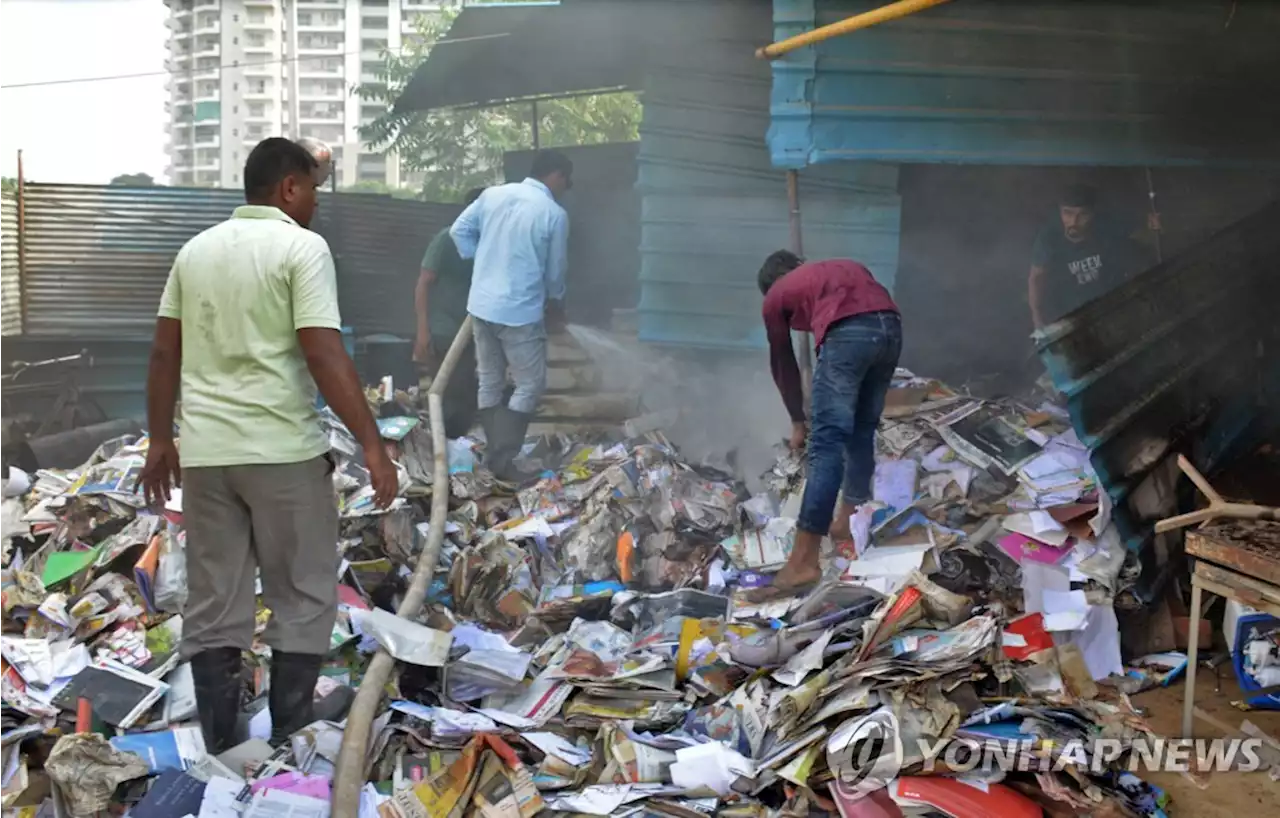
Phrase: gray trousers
[
  {"left": 471, "top": 316, "right": 548, "bottom": 415},
  {"left": 180, "top": 455, "right": 339, "bottom": 658}
]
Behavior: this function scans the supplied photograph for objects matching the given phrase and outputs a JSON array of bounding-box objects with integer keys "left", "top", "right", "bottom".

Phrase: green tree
[
  {"left": 355, "top": 9, "right": 641, "bottom": 202},
  {"left": 342, "top": 180, "right": 422, "bottom": 199},
  {"left": 109, "top": 173, "right": 155, "bottom": 186},
  {"left": 1, "top": 178, "right": 15, "bottom": 196}
]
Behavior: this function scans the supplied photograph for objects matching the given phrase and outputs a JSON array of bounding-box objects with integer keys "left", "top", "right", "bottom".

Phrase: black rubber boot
[
  {"left": 191, "top": 647, "right": 244, "bottom": 755},
  {"left": 313, "top": 684, "right": 355, "bottom": 724},
  {"left": 478, "top": 406, "right": 504, "bottom": 470},
  {"left": 491, "top": 408, "right": 537, "bottom": 483},
  {"left": 269, "top": 652, "right": 323, "bottom": 746}
]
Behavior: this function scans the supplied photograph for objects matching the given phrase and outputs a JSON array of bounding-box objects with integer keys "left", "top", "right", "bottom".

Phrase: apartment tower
[{"left": 164, "top": 0, "right": 443, "bottom": 188}]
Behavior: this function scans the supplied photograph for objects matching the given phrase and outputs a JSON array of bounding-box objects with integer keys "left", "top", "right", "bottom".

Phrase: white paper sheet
[
  {"left": 1022, "top": 561, "right": 1071, "bottom": 614},
  {"left": 850, "top": 504, "right": 875, "bottom": 557},
  {"left": 543, "top": 785, "right": 633, "bottom": 815},
  {"left": 478, "top": 673, "right": 572, "bottom": 728},
  {"left": 1004, "top": 512, "right": 1071, "bottom": 547},
  {"left": 522, "top": 732, "right": 593, "bottom": 765},
  {"left": 1043, "top": 611, "right": 1088, "bottom": 631},
  {"left": 5, "top": 467, "right": 31, "bottom": 497},
  {"left": 349, "top": 608, "right": 452, "bottom": 666},
  {"left": 1, "top": 637, "right": 54, "bottom": 686},
  {"left": 243, "top": 788, "right": 330, "bottom": 818},
  {"left": 669, "top": 742, "right": 755, "bottom": 795},
  {"left": 426, "top": 708, "right": 499, "bottom": 736},
  {"left": 33, "top": 640, "right": 91, "bottom": 684},
  {"left": 449, "top": 623, "right": 522, "bottom": 654},
  {"left": 198, "top": 775, "right": 245, "bottom": 818},
  {"left": 872, "top": 460, "right": 918, "bottom": 512},
  {"left": 164, "top": 488, "right": 184, "bottom": 514},
  {"left": 1043, "top": 589, "right": 1089, "bottom": 616},
  {"left": 842, "top": 544, "right": 934, "bottom": 580},
  {"left": 771, "top": 630, "right": 833, "bottom": 687},
  {"left": 164, "top": 662, "right": 198, "bottom": 723},
  {"left": 502, "top": 515, "right": 556, "bottom": 542},
  {"left": 1090, "top": 488, "right": 1113, "bottom": 538},
  {"left": 359, "top": 784, "right": 387, "bottom": 818},
  {"left": 1068, "top": 604, "right": 1124, "bottom": 681},
  {"left": 249, "top": 707, "right": 273, "bottom": 741},
  {"left": 1019, "top": 452, "right": 1077, "bottom": 481}
]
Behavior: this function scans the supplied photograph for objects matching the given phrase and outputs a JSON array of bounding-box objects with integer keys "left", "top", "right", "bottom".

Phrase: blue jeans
[{"left": 798, "top": 311, "right": 903, "bottom": 535}]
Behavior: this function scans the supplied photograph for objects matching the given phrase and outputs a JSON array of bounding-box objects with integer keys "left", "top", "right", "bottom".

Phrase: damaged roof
[{"left": 393, "top": 1, "right": 649, "bottom": 114}]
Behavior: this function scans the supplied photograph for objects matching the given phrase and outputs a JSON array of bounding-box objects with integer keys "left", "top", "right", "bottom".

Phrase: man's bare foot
[
  {"left": 772, "top": 561, "right": 822, "bottom": 590},
  {"left": 745, "top": 529, "right": 823, "bottom": 601},
  {"left": 828, "top": 501, "right": 859, "bottom": 542}
]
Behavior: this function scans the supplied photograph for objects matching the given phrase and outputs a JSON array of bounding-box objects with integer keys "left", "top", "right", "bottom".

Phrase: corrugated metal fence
[
  {"left": 19, "top": 185, "right": 243, "bottom": 336},
  {"left": 0, "top": 184, "right": 458, "bottom": 340},
  {"left": 1, "top": 193, "right": 18, "bottom": 336},
  {"left": 312, "top": 193, "right": 461, "bottom": 339},
  {"left": 637, "top": 1, "right": 901, "bottom": 350}
]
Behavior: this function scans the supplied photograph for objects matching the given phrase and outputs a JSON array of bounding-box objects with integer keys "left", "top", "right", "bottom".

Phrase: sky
[{"left": 1, "top": 0, "right": 169, "bottom": 184}]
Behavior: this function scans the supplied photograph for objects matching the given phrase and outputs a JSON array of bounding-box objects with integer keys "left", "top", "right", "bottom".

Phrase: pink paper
[
  {"left": 250, "top": 771, "right": 331, "bottom": 801},
  {"left": 998, "top": 532, "right": 1073, "bottom": 565}
]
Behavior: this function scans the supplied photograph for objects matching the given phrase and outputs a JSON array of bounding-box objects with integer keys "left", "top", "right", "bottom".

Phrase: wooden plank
[
  {"left": 547, "top": 336, "right": 591, "bottom": 365},
  {"left": 544, "top": 365, "right": 603, "bottom": 392},
  {"left": 1186, "top": 521, "right": 1280, "bottom": 586},
  {"left": 535, "top": 392, "right": 640, "bottom": 421},
  {"left": 529, "top": 421, "right": 621, "bottom": 437},
  {"left": 1192, "top": 561, "right": 1280, "bottom": 617}
]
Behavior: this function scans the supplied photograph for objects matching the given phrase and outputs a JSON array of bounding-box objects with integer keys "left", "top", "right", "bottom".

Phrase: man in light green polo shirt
[{"left": 139, "top": 138, "right": 396, "bottom": 752}]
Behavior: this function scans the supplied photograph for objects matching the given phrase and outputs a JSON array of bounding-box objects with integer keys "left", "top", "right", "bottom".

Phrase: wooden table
[{"left": 1182, "top": 520, "right": 1280, "bottom": 736}]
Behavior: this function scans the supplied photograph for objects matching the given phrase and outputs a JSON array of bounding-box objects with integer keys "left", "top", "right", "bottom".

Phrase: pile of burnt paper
[{"left": 1, "top": 369, "right": 1177, "bottom": 818}]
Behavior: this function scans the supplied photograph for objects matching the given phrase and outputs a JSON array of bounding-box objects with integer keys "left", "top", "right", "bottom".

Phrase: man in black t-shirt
[{"left": 1028, "top": 184, "right": 1156, "bottom": 329}]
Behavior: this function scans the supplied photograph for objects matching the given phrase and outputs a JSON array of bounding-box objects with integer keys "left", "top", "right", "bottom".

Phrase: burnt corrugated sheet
[
  {"left": 770, "top": 0, "right": 1280, "bottom": 168},
  {"left": 11, "top": 184, "right": 458, "bottom": 340},
  {"left": 394, "top": 1, "right": 645, "bottom": 113},
  {"left": 311, "top": 194, "right": 461, "bottom": 338},
  {"left": 1036, "top": 201, "right": 1279, "bottom": 594},
  {"left": 637, "top": 0, "right": 900, "bottom": 350},
  {"left": 1, "top": 192, "right": 19, "bottom": 336}
]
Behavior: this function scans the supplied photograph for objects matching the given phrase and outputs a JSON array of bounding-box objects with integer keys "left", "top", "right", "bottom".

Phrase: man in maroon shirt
[{"left": 758, "top": 251, "right": 902, "bottom": 593}]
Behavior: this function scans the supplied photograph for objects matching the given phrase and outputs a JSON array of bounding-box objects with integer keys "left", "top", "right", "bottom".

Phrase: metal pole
[
  {"left": 757, "top": 0, "right": 952, "bottom": 59},
  {"left": 531, "top": 100, "right": 541, "bottom": 150},
  {"left": 787, "top": 170, "right": 813, "bottom": 403},
  {"left": 1144, "top": 167, "right": 1162, "bottom": 263},
  {"left": 17, "top": 150, "right": 28, "bottom": 333}
]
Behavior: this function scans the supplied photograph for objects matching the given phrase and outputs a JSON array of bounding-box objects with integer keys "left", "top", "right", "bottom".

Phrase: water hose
[{"left": 331, "top": 316, "right": 473, "bottom": 816}]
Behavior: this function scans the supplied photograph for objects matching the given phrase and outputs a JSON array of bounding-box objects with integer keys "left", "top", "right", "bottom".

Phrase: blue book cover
[{"left": 129, "top": 771, "right": 206, "bottom": 818}]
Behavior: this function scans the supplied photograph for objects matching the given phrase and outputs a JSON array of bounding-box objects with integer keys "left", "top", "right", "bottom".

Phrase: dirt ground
[{"left": 1134, "top": 671, "right": 1280, "bottom": 813}]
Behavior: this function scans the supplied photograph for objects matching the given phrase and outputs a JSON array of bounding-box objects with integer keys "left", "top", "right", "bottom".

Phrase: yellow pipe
[{"left": 756, "top": 0, "right": 952, "bottom": 59}]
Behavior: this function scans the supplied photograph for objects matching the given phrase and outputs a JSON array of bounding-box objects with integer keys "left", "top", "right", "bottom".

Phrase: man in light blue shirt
[{"left": 450, "top": 150, "right": 572, "bottom": 480}]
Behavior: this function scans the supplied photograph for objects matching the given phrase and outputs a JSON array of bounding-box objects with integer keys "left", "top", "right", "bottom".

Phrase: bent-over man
[{"left": 757, "top": 251, "right": 902, "bottom": 595}]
